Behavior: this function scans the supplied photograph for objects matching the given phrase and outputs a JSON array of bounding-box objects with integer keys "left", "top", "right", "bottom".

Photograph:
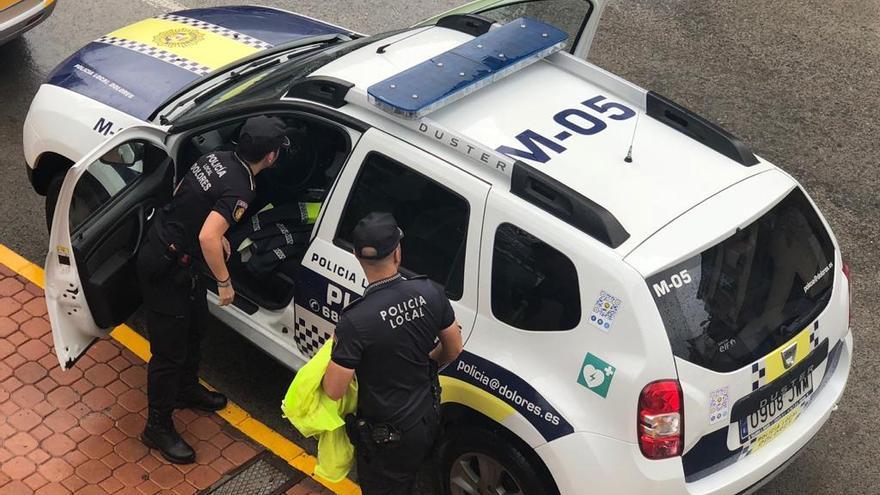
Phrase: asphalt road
[{"left": 1, "top": 1, "right": 877, "bottom": 494}]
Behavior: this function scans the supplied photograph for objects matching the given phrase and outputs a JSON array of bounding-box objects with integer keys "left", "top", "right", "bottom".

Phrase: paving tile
[
  {"left": 6, "top": 431, "right": 38, "bottom": 456},
  {"left": 4, "top": 352, "right": 26, "bottom": 370},
  {"left": 48, "top": 367, "right": 82, "bottom": 387},
  {"left": 117, "top": 413, "right": 144, "bottom": 437},
  {"left": 89, "top": 341, "right": 120, "bottom": 363},
  {"left": 114, "top": 437, "right": 148, "bottom": 464},
  {"left": 77, "top": 355, "right": 97, "bottom": 371},
  {"left": 137, "top": 452, "right": 162, "bottom": 473},
  {"left": 75, "top": 458, "right": 112, "bottom": 484},
  {"left": 38, "top": 458, "right": 74, "bottom": 483},
  {"left": 101, "top": 453, "right": 125, "bottom": 471},
  {"left": 0, "top": 278, "right": 24, "bottom": 297},
  {"left": 0, "top": 361, "right": 12, "bottom": 382},
  {"left": 106, "top": 379, "right": 129, "bottom": 397},
  {"left": 13, "top": 289, "right": 34, "bottom": 304},
  {"left": 30, "top": 425, "right": 53, "bottom": 442},
  {"left": 61, "top": 473, "right": 86, "bottom": 492},
  {"left": 222, "top": 442, "right": 257, "bottom": 465},
  {"left": 150, "top": 464, "right": 184, "bottom": 490},
  {"left": 119, "top": 367, "right": 147, "bottom": 389},
  {"left": 0, "top": 316, "right": 17, "bottom": 337},
  {"left": 0, "top": 447, "right": 12, "bottom": 463},
  {"left": 286, "top": 477, "right": 327, "bottom": 495},
  {"left": 118, "top": 389, "right": 147, "bottom": 413},
  {"left": 80, "top": 412, "right": 114, "bottom": 436},
  {"left": 173, "top": 480, "right": 199, "bottom": 495},
  {"left": 20, "top": 317, "right": 50, "bottom": 340},
  {"left": 24, "top": 471, "right": 49, "bottom": 491},
  {"left": 3, "top": 480, "right": 32, "bottom": 494},
  {"left": 136, "top": 479, "right": 161, "bottom": 495},
  {"left": 46, "top": 386, "right": 77, "bottom": 410},
  {"left": 45, "top": 409, "right": 78, "bottom": 433},
  {"left": 11, "top": 309, "right": 33, "bottom": 324},
  {"left": 23, "top": 297, "right": 48, "bottom": 317},
  {"left": 71, "top": 377, "right": 95, "bottom": 397},
  {"left": 113, "top": 462, "right": 148, "bottom": 488},
  {"left": 186, "top": 464, "right": 220, "bottom": 490},
  {"left": 106, "top": 404, "right": 130, "bottom": 421},
  {"left": 42, "top": 433, "right": 76, "bottom": 457},
  {"left": 78, "top": 484, "right": 110, "bottom": 495},
  {"left": 67, "top": 426, "right": 89, "bottom": 443},
  {"left": 63, "top": 450, "right": 89, "bottom": 468},
  {"left": 192, "top": 441, "right": 221, "bottom": 465},
  {"left": 0, "top": 341, "right": 17, "bottom": 362},
  {"left": 8, "top": 409, "right": 41, "bottom": 431},
  {"left": 36, "top": 377, "right": 59, "bottom": 395},
  {"left": 27, "top": 449, "right": 51, "bottom": 465},
  {"left": 2, "top": 456, "right": 37, "bottom": 480},
  {"left": 187, "top": 416, "right": 221, "bottom": 441},
  {"left": 15, "top": 361, "right": 48, "bottom": 385},
  {"left": 0, "top": 402, "right": 21, "bottom": 421},
  {"left": 80, "top": 435, "right": 114, "bottom": 460},
  {"left": 107, "top": 356, "right": 131, "bottom": 373},
  {"left": 19, "top": 339, "right": 51, "bottom": 362},
  {"left": 84, "top": 364, "right": 116, "bottom": 388},
  {"left": 102, "top": 427, "right": 127, "bottom": 446},
  {"left": 98, "top": 474, "right": 125, "bottom": 494},
  {"left": 35, "top": 482, "right": 72, "bottom": 495},
  {"left": 83, "top": 388, "right": 116, "bottom": 412},
  {"left": 175, "top": 408, "right": 199, "bottom": 426},
  {"left": 34, "top": 400, "right": 56, "bottom": 418},
  {"left": 10, "top": 384, "right": 43, "bottom": 408}
]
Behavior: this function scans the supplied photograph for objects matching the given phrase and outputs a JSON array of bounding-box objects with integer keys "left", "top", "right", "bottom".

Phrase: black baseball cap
[
  {"left": 352, "top": 212, "right": 404, "bottom": 260},
  {"left": 237, "top": 116, "right": 290, "bottom": 161}
]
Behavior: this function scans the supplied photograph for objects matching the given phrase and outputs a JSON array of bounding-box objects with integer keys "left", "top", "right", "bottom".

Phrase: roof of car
[{"left": 309, "top": 25, "right": 776, "bottom": 254}]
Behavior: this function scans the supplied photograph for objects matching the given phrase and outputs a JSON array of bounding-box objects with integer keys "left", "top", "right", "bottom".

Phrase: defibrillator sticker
[
  {"left": 709, "top": 386, "right": 730, "bottom": 425},
  {"left": 589, "top": 290, "right": 622, "bottom": 332},
  {"left": 577, "top": 353, "right": 616, "bottom": 398},
  {"left": 233, "top": 200, "right": 248, "bottom": 222}
]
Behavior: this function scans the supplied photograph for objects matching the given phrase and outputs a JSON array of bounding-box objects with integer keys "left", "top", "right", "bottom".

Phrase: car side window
[
  {"left": 491, "top": 223, "right": 581, "bottom": 330},
  {"left": 477, "top": 0, "right": 592, "bottom": 50},
  {"left": 70, "top": 141, "right": 164, "bottom": 232},
  {"left": 336, "top": 152, "right": 469, "bottom": 300}
]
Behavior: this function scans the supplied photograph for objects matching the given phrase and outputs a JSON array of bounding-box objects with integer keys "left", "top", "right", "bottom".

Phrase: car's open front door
[
  {"left": 46, "top": 126, "right": 172, "bottom": 370},
  {"left": 417, "top": 0, "right": 605, "bottom": 59}
]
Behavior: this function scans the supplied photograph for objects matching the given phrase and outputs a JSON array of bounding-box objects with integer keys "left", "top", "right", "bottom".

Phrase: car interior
[{"left": 177, "top": 113, "right": 351, "bottom": 310}]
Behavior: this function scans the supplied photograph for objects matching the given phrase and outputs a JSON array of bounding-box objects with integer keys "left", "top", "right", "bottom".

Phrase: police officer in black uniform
[
  {"left": 322, "top": 212, "right": 464, "bottom": 495},
  {"left": 136, "top": 116, "right": 289, "bottom": 464}
]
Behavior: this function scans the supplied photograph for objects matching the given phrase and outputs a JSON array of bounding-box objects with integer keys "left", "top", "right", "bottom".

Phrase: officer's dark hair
[{"left": 236, "top": 143, "right": 273, "bottom": 164}]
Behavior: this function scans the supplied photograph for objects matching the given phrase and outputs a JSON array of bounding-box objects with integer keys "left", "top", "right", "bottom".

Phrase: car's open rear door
[
  {"left": 46, "top": 126, "right": 172, "bottom": 369},
  {"left": 416, "top": 0, "right": 606, "bottom": 58}
]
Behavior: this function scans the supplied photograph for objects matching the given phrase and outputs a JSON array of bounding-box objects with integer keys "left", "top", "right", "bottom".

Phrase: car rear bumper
[{"left": 0, "top": 0, "right": 55, "bottom": 45}]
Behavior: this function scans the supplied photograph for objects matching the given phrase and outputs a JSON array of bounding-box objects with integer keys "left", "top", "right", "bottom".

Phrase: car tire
[
  {"left": 45, "top": 174, "right": 64, "bottom": 230},
  {"left": 439, "top": 426, "right": 554, "bottom": 495}
]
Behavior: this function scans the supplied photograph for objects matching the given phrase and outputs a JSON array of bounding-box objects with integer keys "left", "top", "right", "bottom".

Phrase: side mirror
[{"left": 100, "top": 142, "right": 143, "bottom": 167}]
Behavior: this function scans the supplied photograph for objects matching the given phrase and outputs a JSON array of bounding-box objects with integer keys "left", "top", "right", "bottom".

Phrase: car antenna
[
  {"left": 376, "top": 27, "right": 431, "bottom": 53},
  {"left": 624, "top": 111, "right": 642, "bottom": 163}
]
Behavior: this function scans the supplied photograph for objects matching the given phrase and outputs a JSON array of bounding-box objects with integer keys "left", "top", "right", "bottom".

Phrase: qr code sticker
[
  {"left": 589, "top": 290, "right": 622, "bottom": 332},
  {"left": 709, "top": 386, "right": 730, "bottom": 425}
]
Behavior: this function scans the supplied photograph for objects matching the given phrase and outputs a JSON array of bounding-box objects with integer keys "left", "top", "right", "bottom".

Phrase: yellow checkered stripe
[
  {"left": 94, "top": 16, "right": 272, "bottom": 76},
  {"left": 751, "top": 321, "right": 820, "bottom": 391}
]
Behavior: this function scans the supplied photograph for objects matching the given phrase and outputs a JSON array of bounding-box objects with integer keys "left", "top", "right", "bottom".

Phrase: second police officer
[
  {"left": 322, "top": 212, "right": 464, "bottom": 495},
  {"left": 136, "top": 116, "right": 289, "bottom": 464}
]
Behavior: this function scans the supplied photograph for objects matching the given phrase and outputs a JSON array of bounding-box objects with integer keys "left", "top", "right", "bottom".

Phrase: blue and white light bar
[{"left": 368, "top": 17, "right": 568, "bottom": 119}]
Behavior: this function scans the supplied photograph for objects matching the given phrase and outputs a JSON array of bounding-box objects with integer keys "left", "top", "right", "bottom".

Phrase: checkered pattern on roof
[
  {"left": 95, "top": 35, "right": 212, "bottom": 76},
  {"left": 156, "top": 13, "right": 274, "bottom": 50}
]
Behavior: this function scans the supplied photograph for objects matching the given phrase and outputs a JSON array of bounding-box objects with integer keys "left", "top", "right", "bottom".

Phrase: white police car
[{"left": 30, "top": 2, "right": 852, "bottom": 494}]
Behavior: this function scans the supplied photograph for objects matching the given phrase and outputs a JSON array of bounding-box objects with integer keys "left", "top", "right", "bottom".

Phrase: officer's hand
[
  {"left": 218, "top": 284, "right": 235, "bottom": 306},
  {"left": 221, "top": 236, "right": 231, "bottom": 261}
]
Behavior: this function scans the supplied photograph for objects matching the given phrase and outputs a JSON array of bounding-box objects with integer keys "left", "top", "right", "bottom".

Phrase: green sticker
[{"left": 577, "top": 353, "right": 616, "bottom": 398}]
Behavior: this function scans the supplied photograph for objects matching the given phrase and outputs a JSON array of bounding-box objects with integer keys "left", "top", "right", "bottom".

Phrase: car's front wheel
[{"left": 440, "top": 426, "right": 555, "bottom": 495}]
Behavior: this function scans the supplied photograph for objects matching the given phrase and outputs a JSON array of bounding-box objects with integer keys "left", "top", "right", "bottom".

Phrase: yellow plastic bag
[{"left": 281, "top": 340, "right": 357, "bottom": 482}]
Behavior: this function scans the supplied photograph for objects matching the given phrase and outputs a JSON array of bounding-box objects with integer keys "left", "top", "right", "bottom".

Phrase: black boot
[
  {"left": 175, "top": 383, "right": 228, "bottom": 412},
  {"left": 141, "top": 409, "right": 196, "bottom": 464}
]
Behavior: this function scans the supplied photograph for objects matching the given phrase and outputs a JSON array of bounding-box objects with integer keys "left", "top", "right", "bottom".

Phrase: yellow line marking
[{"left": 0, "top": 244, "right": 361, "bottom": 495}]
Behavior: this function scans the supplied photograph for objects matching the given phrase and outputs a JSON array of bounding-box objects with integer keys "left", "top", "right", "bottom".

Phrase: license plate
[{"left": 738, "top": 367, "right": 813, "bottom": 443}]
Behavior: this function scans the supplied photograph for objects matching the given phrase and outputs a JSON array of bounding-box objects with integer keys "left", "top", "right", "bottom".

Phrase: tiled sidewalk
[{"left": 0, "top": 263, "right": 333, "bottom": 495}]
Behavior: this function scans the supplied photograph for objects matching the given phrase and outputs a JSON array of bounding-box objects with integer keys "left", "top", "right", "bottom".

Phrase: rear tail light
[
  {"left": 842, "top": 262, "right": 852, "bottom": 328},
  {"left": 638, "top": 380, "right": 683, "bottom": 459}
]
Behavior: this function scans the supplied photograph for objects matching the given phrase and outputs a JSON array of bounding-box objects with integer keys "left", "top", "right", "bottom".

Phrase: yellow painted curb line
[{"left": 0, "top": 244, "right": 361, "bottom": 495}]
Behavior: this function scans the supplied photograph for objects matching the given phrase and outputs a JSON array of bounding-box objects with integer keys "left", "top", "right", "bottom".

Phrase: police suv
[{"left": 27, "top": 2, "right": 852, "bottom": 494}]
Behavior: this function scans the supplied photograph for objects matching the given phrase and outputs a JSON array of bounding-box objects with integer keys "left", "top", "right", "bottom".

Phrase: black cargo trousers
[
  {"left": 135, "top": 225, "right": 208, "bottom": 414},
  {"left": 352, "top": 408, "right": 440, "bottom": 495}
]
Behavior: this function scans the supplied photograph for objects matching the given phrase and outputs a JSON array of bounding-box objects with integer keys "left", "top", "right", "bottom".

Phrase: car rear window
[{"left": 647, "top": 188, "right": 835, "bottom": 372}]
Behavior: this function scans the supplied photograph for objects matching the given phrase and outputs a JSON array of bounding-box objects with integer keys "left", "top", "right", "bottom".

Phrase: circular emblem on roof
[{"left": 153, "top": 27, "right": 204, "bottom": 48}]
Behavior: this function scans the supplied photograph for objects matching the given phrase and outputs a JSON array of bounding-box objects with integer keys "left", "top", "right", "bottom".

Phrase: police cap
[
  {"left": 353, "top": 212, "right": 404, "bottom": 260},
  {"left": 237, "top": 116, "right": 291, "bottom": 162}
]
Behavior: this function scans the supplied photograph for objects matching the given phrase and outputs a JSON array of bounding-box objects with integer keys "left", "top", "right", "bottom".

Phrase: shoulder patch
[{"left": 233, "top": 200, "right": 248, "bottom": 222}]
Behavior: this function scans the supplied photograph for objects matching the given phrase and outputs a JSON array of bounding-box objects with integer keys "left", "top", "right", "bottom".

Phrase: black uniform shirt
[
  {"left": 159, "top": 151, "right": 256, "bottom": 256},
  {"left": 331, "top": 274, "right": 455, "bottom": 429}
]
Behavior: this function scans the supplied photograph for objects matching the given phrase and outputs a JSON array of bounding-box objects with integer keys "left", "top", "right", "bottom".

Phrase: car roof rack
[
  {"left": 511, "top": 161, "right": 630, "bottom": 248},
  {"left": 286, "top": 76, "right": 354, "bottom": 109},
  {"left": 646, "top": 91, "right": 759, "bottom": 166}
]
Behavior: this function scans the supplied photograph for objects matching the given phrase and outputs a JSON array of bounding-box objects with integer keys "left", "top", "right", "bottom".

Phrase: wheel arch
[
  {"left": 31, "top": 152, "right": 74, "bottom": 196},
  {"left": 440, "top": 402, "right": 561, "bottom": 495}
]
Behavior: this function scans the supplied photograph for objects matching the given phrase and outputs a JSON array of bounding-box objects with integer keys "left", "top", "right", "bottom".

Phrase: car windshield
[
  {"left": 178, "top": 30, "right": 404, "bottom": 122},
  {"left": 646, "top": 188, "right": 835, "bottom": 372}
]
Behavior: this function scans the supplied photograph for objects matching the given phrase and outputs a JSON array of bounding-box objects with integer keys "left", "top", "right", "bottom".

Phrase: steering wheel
[{"left": 264, "top": 131, "right": 320, "bottom": 198}]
